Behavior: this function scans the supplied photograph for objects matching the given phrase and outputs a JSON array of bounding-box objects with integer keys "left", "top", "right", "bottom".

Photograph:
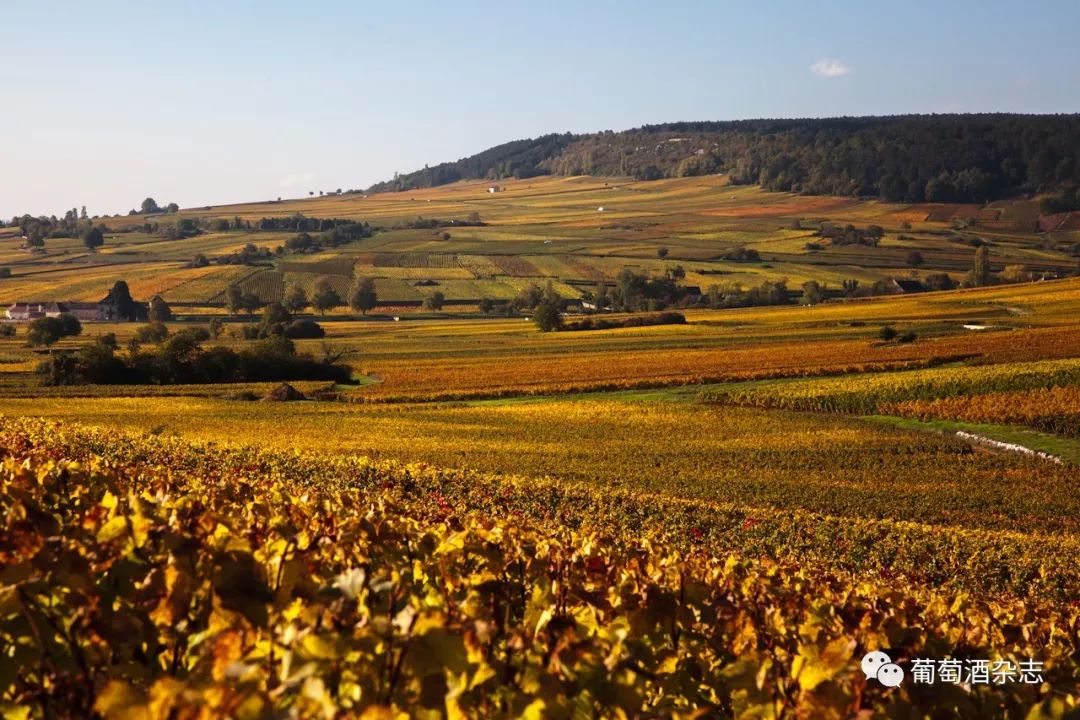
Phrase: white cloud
[
  {"left": 279, "top": 172, "right": 315, "bottom": 188},
  {"left": 810, "top": 59, "right": 851, "bottom": 78}
]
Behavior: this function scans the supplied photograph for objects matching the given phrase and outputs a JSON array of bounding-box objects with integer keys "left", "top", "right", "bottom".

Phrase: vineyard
[
  {"left": 700, "top": 358, "right": 1080, "bottom": 414},
  {"left": 4, "top": 174, "right": 1080, "bottom": 718},
  {"left": 372, "top": 252, "right": 460, "bottom": 268},
  {"left": 1, "top": 417, "right": 1078, "bottom": 718},
  {"left": 881, "top": 385, "right": 1080, "bottom": 437}
]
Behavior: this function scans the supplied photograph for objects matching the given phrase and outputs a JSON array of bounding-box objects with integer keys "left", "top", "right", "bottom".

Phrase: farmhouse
[
  {"left": 4, "top": 296, "right": 140, "bottom": 321},
  {"left": 62, "top": 302, "right": 110, "bottom": 321},
  {"left": 5, "top": 303, "right": 59, "bottom": 321}
]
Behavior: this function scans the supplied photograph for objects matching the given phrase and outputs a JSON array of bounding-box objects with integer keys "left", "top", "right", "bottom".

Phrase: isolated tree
[
  {"left": 82, "top": 226, "right": 104, "bottom": 251},
  {"left": 165, "top": 202, "right": 179, "bottom": 213},
  {"left": 906, "top": 250, "right": 924, "bottom": 268},
  {"left": 348, "top": 277, "right": 377, "bottom": 315},
  {"left": 57, "top": 313, "right": 82, "bottom": 338},
  {"left": 283, "top": 284, "right": 309, "bottom": 313},
  {"left": 312, "top": 277, "right": 343, "bottom": 315},
  {"left": 148, "top": 295, "right": 173, "bottom": 322},
  {"left": 257, "top": 302, "right": 292, "bottom": 338},
  {"left": 878, "top": 326, "right": 898, "bottom": 341},
  {"left": 972, "top": 245, "right": 991, "bottom": 286},
  {"left": 80, "top": 206, "right": 88, "bottom": 220},
  {"left": 422, "top": 291, "right": 445, "bottom": 311},
  {"left": 543, "top": 280, "right": 560, "bottom": 305},
  {"left": 140, "top": 198, "right": 161, "bottom": 214},
  {"left": 26, "top": 315, "right": 80, "bottom": 347},
  {"left": 657, "top": 247, "right": 669, "bottom": 258},
  {"left": 225, "top": 285, "right": 245, "bottom": 315},
  {"left": 594, "top": 283, "right": 610, "bottom": 309},
  {"left": 533, "top": 301, "right": 562, "bottom": 332},
  {"left": 801, "top": 281, "right": 825, "bottom": 305}
]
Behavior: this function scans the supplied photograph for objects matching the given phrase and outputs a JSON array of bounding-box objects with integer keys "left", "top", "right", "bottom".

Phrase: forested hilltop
[{"left": 368, "top": 115, "right": 1080, "bottom": 206}]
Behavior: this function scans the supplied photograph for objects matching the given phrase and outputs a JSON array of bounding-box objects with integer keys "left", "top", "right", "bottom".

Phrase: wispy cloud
[
  {"left": 279, "top": 172, "right": 315, "bottom": 188},
  {"left": 810, "top": 59, "right": 851, "bottom": 78}
]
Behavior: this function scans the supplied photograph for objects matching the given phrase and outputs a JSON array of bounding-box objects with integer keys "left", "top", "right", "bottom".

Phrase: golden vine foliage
[
  {"left": 1, "top": 418, "right": 1078, "bottom": 718},
  {"left": 882, "top": 386, "right": 1080, "bottom": 437},
  {"left": 701, "top": 359, "right": 1080, "bottom": 415}
]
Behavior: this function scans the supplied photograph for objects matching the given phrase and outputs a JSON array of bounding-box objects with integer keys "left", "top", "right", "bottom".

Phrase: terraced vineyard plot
[
  {"left": 276, "top": 255, "right": 358, "bottom": 276},
  {"left": 372, "top": 252, "right": 459, "bottom": 268},
  {"left": 456, "top": 254, "right": 504, "bottom": 278},
  {"left": 365, "top": 265, "right": 475, "bottom": 280},
  {"left": 236, "top": 268, "right": 284, "bottom": 303},
  {"left": 561, "top": 255, "right": 609, "bottom": 281},
  {"left": 488, "top": 254, "right": 541, "bottom": 276},
  {"left": 0, "top": 262, "right": 186, "bottom": 303},
  {"left": 163, "top": 266, "right": 259, "bottom": 303},
  {"left": 206, "top": 268, "right": 267, "bottom": 303},
  {"left": 372, "top": 277, "right": 423, "bottom": 302}
]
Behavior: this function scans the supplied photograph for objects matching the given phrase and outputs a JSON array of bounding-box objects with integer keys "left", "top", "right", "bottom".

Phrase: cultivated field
[
  {"left": 3, "top": 178, "right": 1080, "bottom": 717},
  {"left": 4, "top": 175, "right": 1077, "bottom": 311}
]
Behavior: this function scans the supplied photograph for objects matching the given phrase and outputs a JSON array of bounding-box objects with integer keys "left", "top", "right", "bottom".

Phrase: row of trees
[
  {"left": 40, "top": 329, "right": 350, "bottom": 386},
  {"left": 9, "top": 211, "right": 107, "bottom": 250},
  {"left": 225, "top": 277, "right": 380, "bottom": 316},
  {"left": 129, "top": 198, "right": 179, "bottom": 215}
]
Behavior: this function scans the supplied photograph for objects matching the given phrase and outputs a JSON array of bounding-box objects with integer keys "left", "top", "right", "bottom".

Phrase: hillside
[
  {"left": 3, "top": 175, "right": 1078, "bottom": 314},
  {"left": 367, "top": 115, "right": 1080, "bottom": 205}
]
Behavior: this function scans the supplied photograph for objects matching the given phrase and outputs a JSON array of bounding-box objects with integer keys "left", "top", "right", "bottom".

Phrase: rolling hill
[{"left": 366, "top": 114, "right": 1080, "bottom": 205}]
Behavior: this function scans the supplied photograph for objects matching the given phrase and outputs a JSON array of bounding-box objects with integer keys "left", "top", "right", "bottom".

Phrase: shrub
[
  {"left": 878, "top": 326, "right": 898, "bottom": 341},
  {"left": 284, "top": 320, "right": 326, "bottom": 339}
]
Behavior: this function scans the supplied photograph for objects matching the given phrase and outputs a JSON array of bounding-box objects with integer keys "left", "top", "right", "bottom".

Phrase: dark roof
[{"left": 893, "top": 278, "right": 927, "bottom": 293}]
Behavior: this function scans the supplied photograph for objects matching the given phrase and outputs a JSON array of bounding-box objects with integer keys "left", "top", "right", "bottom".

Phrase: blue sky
[{"left": 3, "top": 0, "right": 1079, "bottom": 218}]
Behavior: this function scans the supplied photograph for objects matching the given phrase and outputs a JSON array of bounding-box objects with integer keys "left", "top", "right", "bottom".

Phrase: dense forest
[{"left": 369, "top": 115, "right": 1080, "bottom": 206}]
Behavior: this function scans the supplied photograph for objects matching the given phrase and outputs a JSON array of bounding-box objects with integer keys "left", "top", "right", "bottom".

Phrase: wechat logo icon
[{"left": 862, "top": 650, "right": 904, "bottom": 687}]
